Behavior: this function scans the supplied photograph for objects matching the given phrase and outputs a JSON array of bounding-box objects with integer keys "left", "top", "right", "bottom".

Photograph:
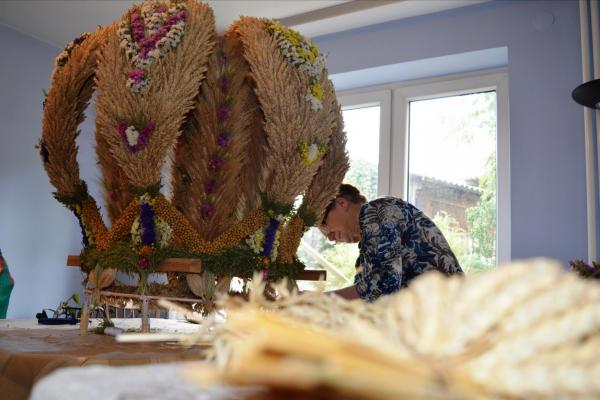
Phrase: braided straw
[{"left": 186, "top": 259, "right": 600, "bottom": 399}]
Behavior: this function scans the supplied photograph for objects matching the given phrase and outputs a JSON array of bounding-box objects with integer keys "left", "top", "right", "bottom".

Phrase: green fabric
[{"left": 0, "top": 256, "right": 13, "bottom": 319}]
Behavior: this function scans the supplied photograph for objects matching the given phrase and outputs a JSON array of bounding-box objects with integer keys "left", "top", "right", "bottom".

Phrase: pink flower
[
  {"left": 137, "top": 257, "right": 149, "bottom": 269},
  {"left": 116, "top": 122, "right": 128, "bottom": 135},
  {"left": 128, "top": 68, "right": 145, "bottom": 83}
]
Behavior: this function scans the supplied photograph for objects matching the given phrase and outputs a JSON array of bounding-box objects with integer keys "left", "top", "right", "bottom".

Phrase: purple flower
[
  {"left": 73, "top": 35, "right": 85, "bottom": 45},
  {"left": 217, "top": 134, "right": 230, "bottom": 148},
  {"left": 38, "top": 140, "right": 50, "bottom": 164},
  {"left": 218, "top": 54, "right": 228, "bottom": 67},
  {"left": 73, "top": 211, "right": 89, "bottom": 247},
  {"left": 260, "top": 218, "right": 281, "bottom": 257},
  {"left": 154, "top": 5, "right": 167, "bottom": 13},
  {"left": 201, "top": 203, "right": 215, "bottom": 219},
  {"left": 118, "top": 122, "right": 155, "bottom": 153},
  {"left": 204, "top": 179, "right": 217, "bottom": 194},
  {"left": 209, "top": 158, "right": 224, "bottom": 171},
  {"left": 140, "top": 202, "right": 156, "bottom": 245},
  {"left": 138, "top": 122, "right": 155, "bottom": 146},
  {"left": 218, "top": 76, "right": 229, "bottom": 93},
  {"left": 217, "top": 104, "right": 230, "bottom": 122}
]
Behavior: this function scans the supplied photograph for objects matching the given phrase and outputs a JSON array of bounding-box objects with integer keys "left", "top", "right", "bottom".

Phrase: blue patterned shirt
[{"left": 354, "top": 197, "right": 463, "bottom": 302}]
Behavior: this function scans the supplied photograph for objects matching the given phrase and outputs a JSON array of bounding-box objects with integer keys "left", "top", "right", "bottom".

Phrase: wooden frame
[{"left": 67, "top": 256, "right": 326, "bottom": 333}]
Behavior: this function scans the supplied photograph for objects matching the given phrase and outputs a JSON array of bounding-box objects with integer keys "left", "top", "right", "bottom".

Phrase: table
[
  {"left": 0, "top": 319, "right": 207, "bottom": 400},
  {"left": 29, "top": 362, "right": 262, "bottom": 400}
]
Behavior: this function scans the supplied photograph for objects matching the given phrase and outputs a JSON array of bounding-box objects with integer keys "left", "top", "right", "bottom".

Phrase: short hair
[{"left": 321, "top": 184, "right": 367, "bottom": 225}]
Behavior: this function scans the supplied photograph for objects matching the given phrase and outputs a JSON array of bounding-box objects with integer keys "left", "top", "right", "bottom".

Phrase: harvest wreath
[{"left": 40, "top": 0, "right": 349, "bottom": 302}]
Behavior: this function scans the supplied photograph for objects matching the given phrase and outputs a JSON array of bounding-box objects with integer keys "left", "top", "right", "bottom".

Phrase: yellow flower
[
  {"left": 310, "top": 83, "right": 324, "bottom": 100},
  {"left": 310, "top": 43, "right": 320, "bottom": 57}
]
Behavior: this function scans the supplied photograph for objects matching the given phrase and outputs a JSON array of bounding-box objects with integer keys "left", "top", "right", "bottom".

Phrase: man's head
[{"left": 320, "top": 184, "right": 367, "bottom": 243}]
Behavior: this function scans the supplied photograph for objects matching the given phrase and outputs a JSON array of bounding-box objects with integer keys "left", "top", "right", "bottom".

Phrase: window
[
  {"left": 298, "top": 70, "right": 510, "bottom": 289},
  {"left": 407, "top": 91, "right": 498, "bottom": 272},
  {"left": 392, "top": 71, "right": 510, "bottom": 270}
]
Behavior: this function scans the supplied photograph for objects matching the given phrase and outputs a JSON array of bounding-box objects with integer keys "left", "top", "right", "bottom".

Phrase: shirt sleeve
[{"left": 355, "top": 203, "right": 404, "bottom": 302}]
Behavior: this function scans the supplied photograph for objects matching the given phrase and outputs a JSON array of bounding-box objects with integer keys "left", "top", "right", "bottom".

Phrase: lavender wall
[
  {"left": 315, "top": 0, "right": 587, "bottom": 264},
  {"left": 0, "top": 24, "right": 98, "bottom": 318}
]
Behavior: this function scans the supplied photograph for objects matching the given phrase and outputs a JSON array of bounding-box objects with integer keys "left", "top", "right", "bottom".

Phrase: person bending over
[{"left": 319, "top": 184, "right": 463, "bottom": 301}]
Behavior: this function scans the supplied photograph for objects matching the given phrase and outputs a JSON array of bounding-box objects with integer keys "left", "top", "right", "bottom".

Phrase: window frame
[
  {"left": 337, "top": 69, "right": 511, "bottom": 265},
  {"left": 337, "top": 90, "right": 392, "bottom": 197}
]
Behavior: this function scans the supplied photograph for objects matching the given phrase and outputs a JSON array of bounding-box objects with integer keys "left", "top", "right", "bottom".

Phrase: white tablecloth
[{"left": 29, "top": 362, "right": 262, "bottom": 400}]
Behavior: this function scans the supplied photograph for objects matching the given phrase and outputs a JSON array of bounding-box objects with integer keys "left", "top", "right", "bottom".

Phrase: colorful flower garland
[
  {"left": 266, "top": 23, "right": 326, "bottom": 111},
  {"left": 116, "top": 121, "right": 155, "bottom": 153},
  {"left": 118, "top": 1, "right": 187, "bottom": 93},
  {"left": 55, "top": 32, "right": 90, "bottom": 68},
  {"left": 131, "top": 194, "right": 173, "bottom": 275}
]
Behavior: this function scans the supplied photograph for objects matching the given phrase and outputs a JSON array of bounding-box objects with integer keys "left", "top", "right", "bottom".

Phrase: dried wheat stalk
[
  {"left": 230, "top": 17, "right": 335, "bottom": 206},
  {"left": 96, "top": 121, "right": 133, "bottom": 223},
  {"left": 95, "top": 0, "right": 215, "bottom": 189},
  {"left": 302, "top": 98, "right": 349, "bottom": 223},
  {"left": 170, "top": 33, "right": 261, "bottom": 239},
  {"left": 42, "top": 24, "right": 114, "bottom": 196}
]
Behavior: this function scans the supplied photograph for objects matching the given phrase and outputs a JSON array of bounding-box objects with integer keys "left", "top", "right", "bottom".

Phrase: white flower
[
  {"left": 305, "top": 92, "right": 323, "bottom": 111},
  {"left": 125, "top": 126, "right": 139, "bottom": 147},
  {"left": 307, "top": 143, "right": 320, "bottom": 163}
]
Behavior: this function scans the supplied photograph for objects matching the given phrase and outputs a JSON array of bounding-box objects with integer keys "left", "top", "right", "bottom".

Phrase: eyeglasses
[{"left": 321, "top": 198, "right": 337, "bottom": 227}]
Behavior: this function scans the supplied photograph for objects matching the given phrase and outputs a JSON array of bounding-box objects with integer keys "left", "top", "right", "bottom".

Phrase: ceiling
[{"left": 0, "top": 0, "right": 487, "bottom": 49}]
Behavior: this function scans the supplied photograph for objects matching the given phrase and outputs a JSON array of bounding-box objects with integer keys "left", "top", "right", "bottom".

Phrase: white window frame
[
  {"left": 337, "top": 90, "right": 392, "bottom": 197},
  {"left": 337, "top": 69, "right": 511, "bottom": 265}
]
